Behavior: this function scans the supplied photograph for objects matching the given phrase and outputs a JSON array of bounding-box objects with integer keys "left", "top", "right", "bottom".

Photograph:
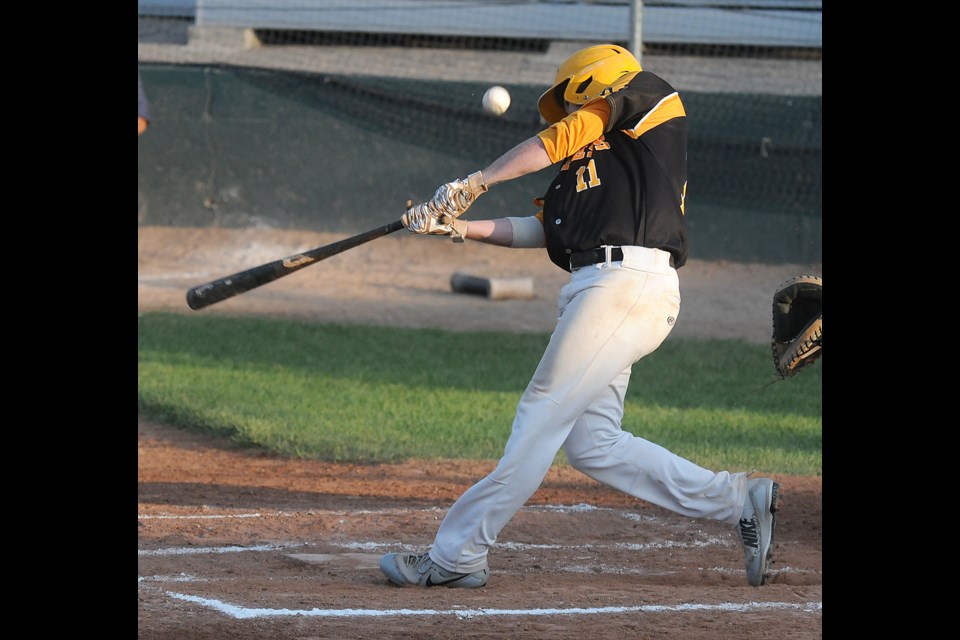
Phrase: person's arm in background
[{"left": 139, "top": 72, "right": 151, "bottom": 135}]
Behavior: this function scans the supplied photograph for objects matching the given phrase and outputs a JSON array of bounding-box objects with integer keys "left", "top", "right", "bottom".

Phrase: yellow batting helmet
[{"left": 537, "top": 44, "right": 642, "bottom": 124}]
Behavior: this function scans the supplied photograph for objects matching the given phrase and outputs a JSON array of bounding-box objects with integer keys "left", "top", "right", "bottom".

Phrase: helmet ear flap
[
  {"left": 553, "top": 81, "right": 569, "bottom": 106},
  {"left": 536, "top": 80, "right": 569, "bottom": 123}
]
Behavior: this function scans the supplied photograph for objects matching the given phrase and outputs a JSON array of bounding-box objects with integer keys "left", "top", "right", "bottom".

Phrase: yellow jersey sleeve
[{"left": 536, "top": 99, "right": 611, "bottom": 164}]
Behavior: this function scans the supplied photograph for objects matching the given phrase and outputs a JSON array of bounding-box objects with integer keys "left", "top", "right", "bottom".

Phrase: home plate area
[
  {"left": 137, "top": 502, "right": 821, "bottom": 638},
  {"left": 137, "top": 420, "right": 822, "bottom": 639}
]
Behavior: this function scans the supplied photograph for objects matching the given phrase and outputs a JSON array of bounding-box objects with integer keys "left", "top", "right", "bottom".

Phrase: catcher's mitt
[{"left": 771, "top": 275, "right": 822, "bottom": 379}]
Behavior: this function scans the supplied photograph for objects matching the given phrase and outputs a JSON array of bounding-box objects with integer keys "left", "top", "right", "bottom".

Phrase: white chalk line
[
  {"left": 139, "top": 543, "right": 305, "bottom": 557},
  {"left": 138, "top": 504, "right": 615, "bottom": 520},
  {"left": 139, "top": 512, "right": 267, "bottom": 520},
  {"left": 138, "top": 536, "right": 731, "bottom": 558},
  {"left": 163, "top": 591, "right": 822, "bottom": 619},
  {"left": 138, "top": 504, "right": 698, "bottom": 556},
  {"left": 137, "top": 506, "right": 447, "bottom": 521},
  {"left": 136, "top": 502, "right": 771, "bottom": 560}
]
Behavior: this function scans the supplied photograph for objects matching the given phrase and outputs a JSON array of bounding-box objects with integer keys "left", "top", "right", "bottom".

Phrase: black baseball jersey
[{"left": 537, "top": 71, "right": 688, "bottom": 272}]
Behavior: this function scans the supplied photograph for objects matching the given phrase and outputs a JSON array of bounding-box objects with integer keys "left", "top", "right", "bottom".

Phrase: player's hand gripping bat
[{"left": 185, "top": 219, "right": 404, "bottom": 311}]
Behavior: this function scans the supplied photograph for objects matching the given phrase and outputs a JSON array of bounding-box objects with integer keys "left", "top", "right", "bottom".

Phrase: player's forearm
[
  {"left": 464, "top": 218, "right": 512, "bottom": 246},
  {"left": 406, "top": 137, "right": 550, "bottom": 245},
  {"left": 479, "top": 137, "right": 552, "bottom": 186}
]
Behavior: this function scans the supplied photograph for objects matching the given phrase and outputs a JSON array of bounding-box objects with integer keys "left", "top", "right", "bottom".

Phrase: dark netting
[{"left": 138, "top": 3, "right": 821, "bottom": 262}]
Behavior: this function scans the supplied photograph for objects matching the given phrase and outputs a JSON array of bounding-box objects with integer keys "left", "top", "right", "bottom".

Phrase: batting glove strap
[
  {"left": 466, "top": 171, "right": 488, "bottom": 196},
  {"left": 447, "top": 216, "right": 469, "bottom": 243}
]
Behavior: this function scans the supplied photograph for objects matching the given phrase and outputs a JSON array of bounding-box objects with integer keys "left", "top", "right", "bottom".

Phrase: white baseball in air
[{"left": 482, "top": 86, "right": 511, "bottom": 116}]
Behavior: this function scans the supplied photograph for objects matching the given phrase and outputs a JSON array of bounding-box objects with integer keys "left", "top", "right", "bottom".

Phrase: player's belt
[
  {"left": 569, "top": 247, "right": 624, "bottom": 269},
  {"left": 569, "top": 246, "right": 676, "bottom": 270}
]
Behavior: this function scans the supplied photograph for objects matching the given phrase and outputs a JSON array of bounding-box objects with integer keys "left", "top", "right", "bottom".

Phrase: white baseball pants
[{"left": 429, "top": 246, "right": 749, "bottom": 574}]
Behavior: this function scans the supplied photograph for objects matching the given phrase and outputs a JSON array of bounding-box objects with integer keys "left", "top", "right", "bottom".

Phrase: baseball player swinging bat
[{"left": 185, "top": 219, "right": 404, "bottom": 310}]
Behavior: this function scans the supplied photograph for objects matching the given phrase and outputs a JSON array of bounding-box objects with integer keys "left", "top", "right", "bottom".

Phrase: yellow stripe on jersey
[
  {"left": 623, "top": 92, "right": 686, "bottom": 139},
  {"left": 536, "top": 100, "right": 610, "bottom": 164}
]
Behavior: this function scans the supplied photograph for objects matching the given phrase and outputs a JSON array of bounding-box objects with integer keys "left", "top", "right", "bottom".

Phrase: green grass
[{"left": 138, "top": 312, "right": 822, "bottom": 475}]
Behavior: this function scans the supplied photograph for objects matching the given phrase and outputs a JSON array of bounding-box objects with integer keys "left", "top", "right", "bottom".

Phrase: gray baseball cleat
[
  {"left": 379, "top": 552, "right": 489, "bottom": 588},
  {"left": 736, "top": 477, "right": 781, "bottom": 586}
]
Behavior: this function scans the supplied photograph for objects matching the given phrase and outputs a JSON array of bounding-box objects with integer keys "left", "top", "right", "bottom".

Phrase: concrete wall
[{"left": 138, "top": 0, "right": 823, "bottom": 48}]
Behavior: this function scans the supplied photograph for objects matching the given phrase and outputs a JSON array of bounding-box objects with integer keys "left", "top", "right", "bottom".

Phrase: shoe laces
[{"left": 413, "top": 553, "right": 435, "bottom": 572}]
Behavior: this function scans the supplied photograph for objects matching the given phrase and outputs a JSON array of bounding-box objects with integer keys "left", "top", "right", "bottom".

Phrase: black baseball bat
[{"left": 186, "top": 219, "right": 405, "bottom": 311}]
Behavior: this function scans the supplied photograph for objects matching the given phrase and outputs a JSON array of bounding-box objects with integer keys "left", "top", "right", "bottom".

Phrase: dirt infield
[
  {"left": 137, "top": 420, "right": 822, "bottom": 640},
  {"left": 137, "top": 226, "right": 821, "bottom": 343},
  {"left": 137, "top": 227, "right": 822, "bottom": 639}
]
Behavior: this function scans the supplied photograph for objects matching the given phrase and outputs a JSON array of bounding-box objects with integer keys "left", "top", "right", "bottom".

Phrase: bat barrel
[
  {"left": 186, "top": 282, "right": 235, "bottom": 310},
  {"left": 184, "top": 219, "right": 405, "bottom": 311}
]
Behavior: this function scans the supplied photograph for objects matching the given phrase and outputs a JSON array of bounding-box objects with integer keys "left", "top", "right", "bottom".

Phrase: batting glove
[
  {"left": 432, "top": 171, "right": 488, "bottom": 219},
  {"left": 401, "top": 201, "right": 470, "bottom": 242}
]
